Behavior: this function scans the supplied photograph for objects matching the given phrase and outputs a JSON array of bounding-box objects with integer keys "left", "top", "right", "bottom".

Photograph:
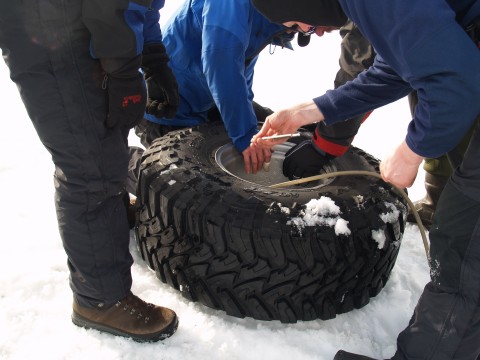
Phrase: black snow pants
[
  {"left": 392, "top": 115, "right": 480, "bottom": 359},
  {"left": 0, "top": 0, "right": 133, "bottom": 308}
]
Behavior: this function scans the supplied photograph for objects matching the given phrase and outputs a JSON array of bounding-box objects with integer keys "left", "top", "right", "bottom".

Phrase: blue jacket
[
  {"left": 84, "top": 0, "right": 165, "bottom": 72},
  {"left": 314, "top": 0, "right": 480, "bottom": 158},
  {"left": 144, "top": 0, "right": 288, "bottom": 152}
]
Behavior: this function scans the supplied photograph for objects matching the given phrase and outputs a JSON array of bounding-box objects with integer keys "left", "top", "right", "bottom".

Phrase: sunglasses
[{"left": 292, "top": 24, "right": 316, "bottom": 35}]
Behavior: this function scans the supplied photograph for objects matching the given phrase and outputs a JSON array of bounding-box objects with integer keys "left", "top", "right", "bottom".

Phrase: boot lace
[{"left": 115, "top": 294, "right": 155, "bottom": 324}]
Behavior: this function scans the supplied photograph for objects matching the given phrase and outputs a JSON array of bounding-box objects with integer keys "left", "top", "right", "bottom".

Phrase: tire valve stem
[
  {"left": 263, "top": 161, "right": 271, "bottom": 172},
  {"left": 260, "top": 133, "right": 301, "bottom": 141}
]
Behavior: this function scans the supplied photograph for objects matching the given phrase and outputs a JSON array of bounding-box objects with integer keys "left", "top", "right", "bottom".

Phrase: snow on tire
[{"left": 134, "top": 122, "right": 408, "bottom": 323}]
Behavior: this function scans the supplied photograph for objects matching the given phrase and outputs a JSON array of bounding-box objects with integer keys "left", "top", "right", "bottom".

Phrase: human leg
[
  {"left": 333, "top": 117, "right": 480, "bottom": 359},
  {"left": 393, "top": 117, "right": 480, "bottom": 359},
  {"left": 5, "top": 1, "right": 133, "bottom": 307},
  {"left": 317, "top": 21, "right": 375, "bottom": 157},
  {"left": 252, "top": 101, "right": 274, "bottom": 122},
  {"left": 407, "top": 163, "right": 450, "bottom": 230},
  {"left": 407, "top": 93, "right": 477, "bottom": 230},
  {"left": 0, "top": 0, "right": 177, "bottom": 340},
  {"left": 134, "top": 117, "right": 186, "bottom": 149}
]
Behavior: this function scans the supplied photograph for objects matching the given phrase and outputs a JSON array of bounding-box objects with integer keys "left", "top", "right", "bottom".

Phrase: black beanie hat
[{"left": 252, "top": 0, "right": 348, "bottom": 27}]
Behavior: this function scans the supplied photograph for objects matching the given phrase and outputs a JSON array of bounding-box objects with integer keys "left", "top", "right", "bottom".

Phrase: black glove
[
  {"left": 102, "top": 56, "right": 147, "bottom": 129},
  {"left": 141, "top": 44, "right": 179, "bottom": 119},
  {"left": 283, "top": 140, "right": 334, "bottom": 180}
]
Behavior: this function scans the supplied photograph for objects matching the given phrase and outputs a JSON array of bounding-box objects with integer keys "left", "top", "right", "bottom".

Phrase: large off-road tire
[{"left": 135, "top": 122, "right": 407, "bottom": 323}]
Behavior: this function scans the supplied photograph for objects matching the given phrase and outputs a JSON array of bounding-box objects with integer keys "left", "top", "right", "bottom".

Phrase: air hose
[{"left": 270, "top": 170, "right": 430, "bottom": 262}]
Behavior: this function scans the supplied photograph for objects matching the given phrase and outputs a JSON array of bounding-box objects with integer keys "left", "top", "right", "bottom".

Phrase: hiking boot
[
  {"left": 406, "top": 173, "right": 449, "bottom": 230},
  {"left": 72, "top": 292, "right": 178, "bottom": 342},
  {"left": 333, "top": 350, "right": 380, "bottom": 360}
]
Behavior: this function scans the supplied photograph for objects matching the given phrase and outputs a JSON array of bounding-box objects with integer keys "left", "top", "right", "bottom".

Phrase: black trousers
[
  {"left": 0, "top": 0, "right": 133, "bottom": 308},
  {"left": 393, "top": 117, "right": 480, "bottom": 359}
]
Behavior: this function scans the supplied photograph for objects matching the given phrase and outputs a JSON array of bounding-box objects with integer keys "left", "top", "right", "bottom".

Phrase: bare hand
[
  {"left": 380, "top": 140, "right": 424, "bottom": 188},
  {"left": 252, "top": 110, "right": 301, "bottom": 148},
  {"left": 252, "top": 101, "right": 323, "bottom": 148},
  {"left": 242, "top": 143, "right": 272, "bottom": 174}
]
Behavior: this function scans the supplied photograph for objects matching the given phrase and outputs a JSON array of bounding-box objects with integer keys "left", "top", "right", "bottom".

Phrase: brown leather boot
[
  {"left": 72, "top": 292, "right": 178, "bottom": 342},
  {"left": 407, "top": 173, "right": 449, "bottom": 230}
]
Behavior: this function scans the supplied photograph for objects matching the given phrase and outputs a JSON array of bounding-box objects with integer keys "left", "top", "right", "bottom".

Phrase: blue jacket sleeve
[
  {"left": 314, "top": 55, "right": 411, "bottom": 125},
  {"left": 200, "top": 0, "right": 259, "bottom": 152},
  {"left": 332, "top": 0, "right": 480, "bottom": 158}
]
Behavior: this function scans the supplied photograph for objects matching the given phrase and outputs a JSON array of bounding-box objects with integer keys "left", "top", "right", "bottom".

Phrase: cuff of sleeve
[
  {"left": 313, "top": 94, "right": 341, "bottom": 126},
  {"left": 234, "top": 127, "right": 258, "bottom": 153},
  {"left": 405, "top": 134, "right": 442, "bottom": 158},
  {"left": 312, "top": 126, "right": 346, "bottom": 157}
]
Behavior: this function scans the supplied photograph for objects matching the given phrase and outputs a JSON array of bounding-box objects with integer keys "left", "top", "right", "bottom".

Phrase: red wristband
[{"left": 312, "top": 127, "right": 348, "bottom": 157}]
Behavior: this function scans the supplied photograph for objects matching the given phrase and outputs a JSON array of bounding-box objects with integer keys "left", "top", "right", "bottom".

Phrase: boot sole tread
[{"left": 71, "top": 310, "right": 179, "bottom": 342}]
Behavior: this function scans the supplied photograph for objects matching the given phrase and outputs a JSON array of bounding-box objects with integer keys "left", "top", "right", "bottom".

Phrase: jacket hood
[{"left": 252, "top": 0, "right": 348, "bottom": 27}]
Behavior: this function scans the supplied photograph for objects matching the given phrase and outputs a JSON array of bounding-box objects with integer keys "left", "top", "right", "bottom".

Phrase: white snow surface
[
  {"left": 0, "top": 2, "right": 431, "bottom": 359},
  {"left": 288, "top": 197, "right": 351, "bottom": 236},
  {"left": 380, "top": 203, "right": 401, "bottom": 224}
]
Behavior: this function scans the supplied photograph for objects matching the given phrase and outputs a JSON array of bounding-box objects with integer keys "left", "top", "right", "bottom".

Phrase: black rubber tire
[{"left": 135, "top": 122, "right": 407, "bottom": 323}]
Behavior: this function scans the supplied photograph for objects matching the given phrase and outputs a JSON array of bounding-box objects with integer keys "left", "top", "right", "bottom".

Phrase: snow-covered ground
[{"left": 0, "top": 2, "right": 429, "bottom": 359}]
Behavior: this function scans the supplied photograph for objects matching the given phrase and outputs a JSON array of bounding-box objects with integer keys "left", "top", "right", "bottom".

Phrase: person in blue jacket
[
  {"left": 135, "top": 0, "right": 374, "bottom": 176},
  {"left": 134, "top": 0, "right": 292, "bottom": 174},
  {"left": 251, "top": 0, "right": 480, "bottom": 359},
  {"left": 0, "top": 0, "right": 179, "bottom": 342}
]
